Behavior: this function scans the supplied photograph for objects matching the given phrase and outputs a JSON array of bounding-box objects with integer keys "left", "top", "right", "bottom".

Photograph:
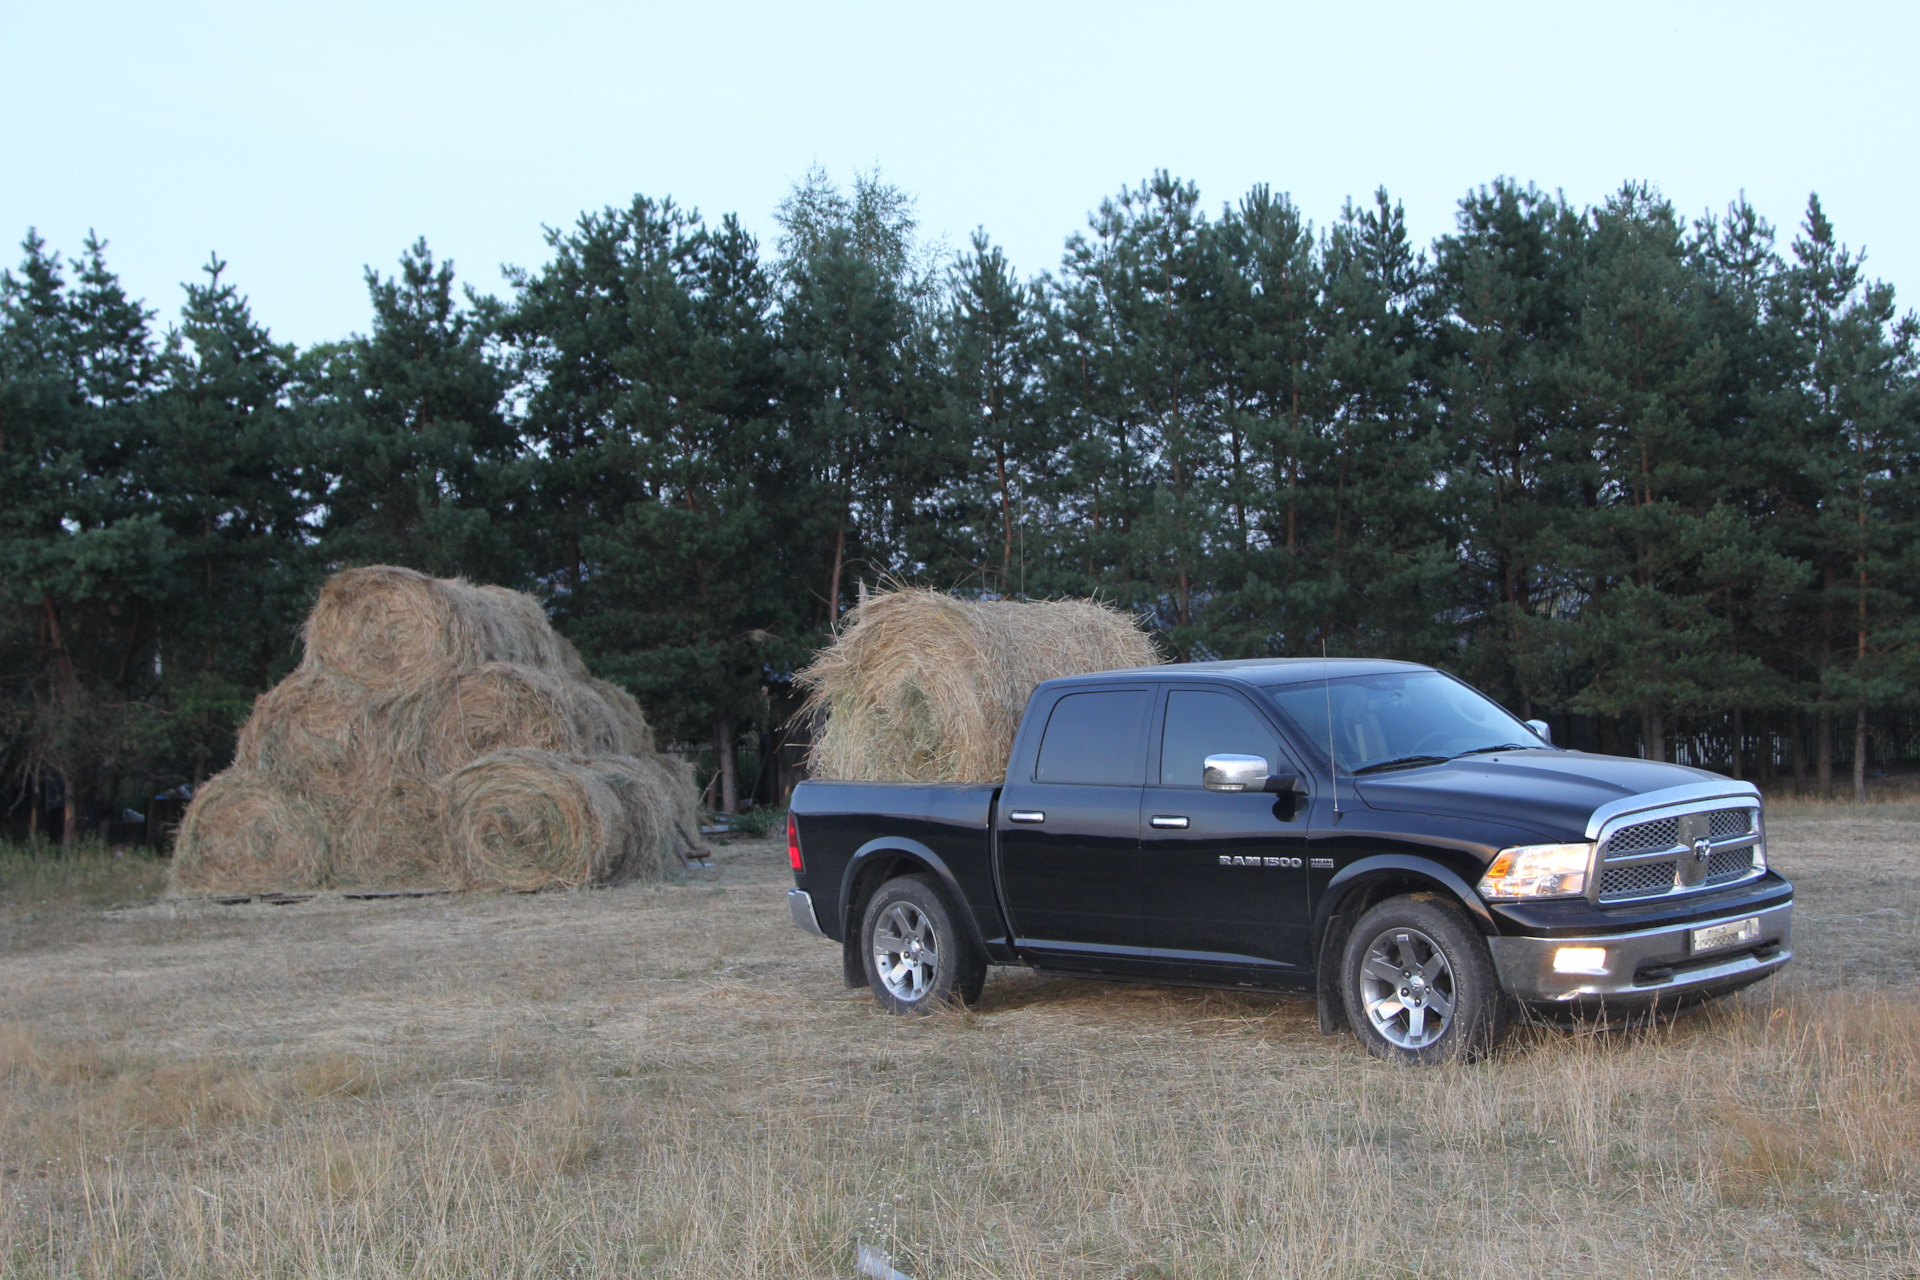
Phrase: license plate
[{"left": 1691, "top": 917, "right": 1760, "bottom": 954}]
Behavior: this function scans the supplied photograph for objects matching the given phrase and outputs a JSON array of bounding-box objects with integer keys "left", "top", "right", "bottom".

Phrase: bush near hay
[
  {"left": 798, "top": 587, "right": 1161, "bottom": 783},
  {"left": 725, "top": 806, "right": 787, "bottom": 839}
]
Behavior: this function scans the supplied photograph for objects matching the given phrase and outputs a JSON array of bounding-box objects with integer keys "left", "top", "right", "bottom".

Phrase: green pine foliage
[{"left": 5, "top": 170, "right": 1920, "bottom": 830}]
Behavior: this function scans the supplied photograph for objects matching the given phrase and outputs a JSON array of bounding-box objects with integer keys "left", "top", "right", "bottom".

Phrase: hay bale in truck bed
[{"left": 797, "top": 588, "right": 1162, "bottom": 784}]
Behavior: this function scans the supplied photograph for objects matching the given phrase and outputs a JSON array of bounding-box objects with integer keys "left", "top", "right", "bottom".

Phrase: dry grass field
[{"left": 3, "top": 803, "right": 1918, "bottom": 1279}]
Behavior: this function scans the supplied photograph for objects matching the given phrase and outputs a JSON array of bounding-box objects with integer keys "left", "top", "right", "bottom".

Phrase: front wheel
[
  {"left": 860, "top": 874, "right": 986, "bottom": 1014},
  {"left": 1342, "top": 894, "right": 1507, "bottom": 1064}
]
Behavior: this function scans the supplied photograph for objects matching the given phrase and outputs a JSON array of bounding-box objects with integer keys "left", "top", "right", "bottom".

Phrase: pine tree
[
  {"left": 1054, "top": 172, "right": 1221, "bottom": 653},
  {"left": 1431, "top": 181, "right": 1587, "bottom": 719},
  {"left": 934, "top": 230, "right": 1054, "bottom": 595},
  {"left": 146, "top": 254, "right": 313, "bottom": 785},
  {"left": 307, "top": 239, "right": 524, "bottom": 581},
  {"left": 773, "top": 168, "right": 944, "bottom": 627},
  {"left": 0, "top": 232, "right": 170, "bottom": 839}
]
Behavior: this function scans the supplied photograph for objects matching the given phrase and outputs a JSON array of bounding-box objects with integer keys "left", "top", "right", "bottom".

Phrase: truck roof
[{"left": 1036, "top": 656, "right": 1431, "bottom": 692}]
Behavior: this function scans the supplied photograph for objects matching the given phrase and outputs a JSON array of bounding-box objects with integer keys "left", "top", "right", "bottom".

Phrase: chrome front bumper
[
  {"left": 1487, "top": 900, "right": 1792, "bottom": 1005},
  {"left": 788, "top": 888, "right": 827, "bottom": 938}
]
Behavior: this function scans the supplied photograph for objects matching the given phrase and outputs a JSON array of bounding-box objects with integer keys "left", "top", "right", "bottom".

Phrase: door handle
[
  {"left": 1149, "top": 815, "right": 1190, "bottom": 829},
  {"left": 1008, "top": 810, "right": 1046, "bottom": 824}
]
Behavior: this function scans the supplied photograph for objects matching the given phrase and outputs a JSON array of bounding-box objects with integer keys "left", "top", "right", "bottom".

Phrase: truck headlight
[{"left": 1477, "top": 843, "right": 1593, "bottom": 900}]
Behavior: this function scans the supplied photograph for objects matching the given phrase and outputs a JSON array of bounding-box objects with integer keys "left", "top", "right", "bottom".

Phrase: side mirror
[
  {"left": 1525, "top": 718, "right": 1552, "bottom": 745},
  {"left": 1203, "top": 754, "right": 1268, "bottom": 791}
]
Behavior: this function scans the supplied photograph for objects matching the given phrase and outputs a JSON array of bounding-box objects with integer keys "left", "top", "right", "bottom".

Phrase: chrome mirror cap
[
  {"left": 1525, "top": 718, "right": 1552, "bottom": 745},
  {"left": 1204, "top": 754, "right": 1271, "bottom": 792}
]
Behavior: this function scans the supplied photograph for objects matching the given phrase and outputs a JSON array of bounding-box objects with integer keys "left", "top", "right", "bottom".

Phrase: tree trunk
[
  {"left": 1730, "top": 707, "right": 1744, "bottom": 780},
  {"left": 995, "top": 447, "right": 1013, "bottom": 591},
  {"left": 1854, "top": 708, "right": 1868, "bottom": 804},
  {"left": 63, "top": 782, "right": 78, "bottom": 850},
  {"left": 715, "top": 710, "right": 738, "bottom": 816},
  {"left": 1816, "top": 707, "right": 1833, "bottom": 798},
  {"left": 826, "top": 520, "right": 847, "bottom": 623},
  {"left": 1642, "top": 705, "right": 1665, "bottom": 763},
  {"left": 1791, "top": 710, "right": 1807, "bottom": 792}
]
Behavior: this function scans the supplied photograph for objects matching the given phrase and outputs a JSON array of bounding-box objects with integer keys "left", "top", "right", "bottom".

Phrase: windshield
[{"left": 1266, "top": 671, "right": 1542, "bottom": 774}]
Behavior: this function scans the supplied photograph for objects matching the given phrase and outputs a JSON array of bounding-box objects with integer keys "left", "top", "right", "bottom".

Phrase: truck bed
[{"left": 788, "top": 781, "right": 1004, "bottom": 952}]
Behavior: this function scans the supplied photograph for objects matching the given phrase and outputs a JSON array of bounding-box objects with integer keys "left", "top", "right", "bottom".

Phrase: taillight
[{"left": 786, "top": 812, "right": 804, "bottom": 873}]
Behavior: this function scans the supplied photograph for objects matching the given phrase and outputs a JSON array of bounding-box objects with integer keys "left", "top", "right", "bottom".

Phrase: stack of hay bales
[
  {"left": 171, "top": 566, "right": 700, "bottom": 895},
  {"left": 798, "top": 587, "right": 1162, "bottom": 784}
]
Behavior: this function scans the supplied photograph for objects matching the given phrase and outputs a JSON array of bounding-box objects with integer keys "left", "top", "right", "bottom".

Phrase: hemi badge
[{"left": 1310, "top": 858, "right": 1334, "bottom": 870}]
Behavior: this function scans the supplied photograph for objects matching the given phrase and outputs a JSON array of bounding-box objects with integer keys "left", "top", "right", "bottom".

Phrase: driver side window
[{"left": 1159, "top": 690, "right": 1282, "bottom": 787}]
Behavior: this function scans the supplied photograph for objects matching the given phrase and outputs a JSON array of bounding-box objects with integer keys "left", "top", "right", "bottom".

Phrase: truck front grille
[
  {"left": 1708, "top": 809, "right": 1753, "bottom": 838},
  {"left": 1596, "top": 805, "right": 1761, "bottom": 904},
  {"left": 1704, "top": 845, "right": 1755, "bottom": 884},
  {"left": 1600, "top": 860, "right": 1677, "bottom": 899},
  {"left": 1608, "top": 817, "right": 1680, "bottom": 853}
]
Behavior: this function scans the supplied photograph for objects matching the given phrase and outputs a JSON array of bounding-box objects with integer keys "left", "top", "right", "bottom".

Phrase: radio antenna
[{"left": 1322, "top": 638, "right": 1339, "bottom": 815}]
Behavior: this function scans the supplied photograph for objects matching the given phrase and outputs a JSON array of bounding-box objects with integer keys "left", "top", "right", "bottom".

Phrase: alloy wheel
[
  {"left": 1358, "top": 925, "right": 1456, "bottom": 1050},
  {"left": 872, "top": 902, "right": 939, "bottom": 1002}
]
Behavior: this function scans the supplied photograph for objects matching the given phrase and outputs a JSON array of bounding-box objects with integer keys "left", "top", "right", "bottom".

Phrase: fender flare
[
  {"left": 1312, "top": 853, "right": 1495, "bottom": 952},
  {"left": 839, "top": 836, "right": 995, "bottom": 961}
]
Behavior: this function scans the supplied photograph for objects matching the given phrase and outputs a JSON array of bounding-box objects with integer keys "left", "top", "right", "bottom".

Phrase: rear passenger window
[
  {"left": 1034, "top": 690, "right": 1151, "bottom": 785},
  {"left": 1159, "top": 689, "right": 1281, "bottom": 786}
]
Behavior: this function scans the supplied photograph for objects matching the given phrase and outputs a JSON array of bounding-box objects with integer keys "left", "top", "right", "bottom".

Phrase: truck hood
[{"left": 1353, "top": 750, "right": 1727, "bottom": 841}]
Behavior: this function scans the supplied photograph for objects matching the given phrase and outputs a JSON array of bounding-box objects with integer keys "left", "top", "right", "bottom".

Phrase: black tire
[
  {"left": 1341, "top": 893, "right": 1507, "bottom": 1064},
  {"left": 859, "top": 874, "right": 986, "bottom": 1014}
]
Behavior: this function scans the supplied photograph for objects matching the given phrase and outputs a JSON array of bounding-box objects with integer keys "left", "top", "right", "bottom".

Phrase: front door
[
  {"left": 997, "top": 686, "right": 1154, "bottom": 973},
  {"left": 1140, "top": 685, "right": 1313, "bottom": 980}
]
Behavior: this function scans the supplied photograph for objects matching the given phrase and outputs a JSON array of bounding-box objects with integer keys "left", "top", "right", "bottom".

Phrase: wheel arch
[
  {"left": 1310, "top": 854, "right": 1494, "bottom": 1035},
  {"left": 838, "top": 838, "right": 991, "bottom": 986}
]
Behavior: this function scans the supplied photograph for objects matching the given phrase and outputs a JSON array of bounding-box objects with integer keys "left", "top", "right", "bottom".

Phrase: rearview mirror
[{"left": 1525, "top": 718, "right": 1552, "bottom": 745}]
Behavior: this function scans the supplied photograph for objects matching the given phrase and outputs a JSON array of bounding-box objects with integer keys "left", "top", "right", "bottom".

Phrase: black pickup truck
[{"left": 784, "top": 658, "right": 1793, "bottom": 1063}]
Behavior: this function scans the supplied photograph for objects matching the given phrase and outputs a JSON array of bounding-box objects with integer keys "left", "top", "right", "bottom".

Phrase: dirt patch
[{"left": 1, "top": 811, "right": 1916, "bottom": 1277}]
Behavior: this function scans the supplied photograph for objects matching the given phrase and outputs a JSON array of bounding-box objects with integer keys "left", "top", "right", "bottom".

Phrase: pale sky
[{"left": 5, "top": 1, "right": 1915, "bottom": 348}]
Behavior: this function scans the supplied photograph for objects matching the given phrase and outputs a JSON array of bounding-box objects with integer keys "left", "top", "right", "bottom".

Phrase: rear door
[
  {"left": 996, "top": 685, "right": 1154, "bottom": 973},
  {"left": 1139, "top": 684, "right": 1314, "bottom": 979}
]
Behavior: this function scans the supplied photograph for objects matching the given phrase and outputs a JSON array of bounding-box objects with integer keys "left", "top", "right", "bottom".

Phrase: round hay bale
[
  {"left": 418, "top": 663, "right": 582, "bottom": 775},
  {"left": 798, "top": 587, "right": 1162, "bottom": 783},
  {"left": 474, "top": 585, "right": 574, "bottom": 673},
  {"left": 170, "top": 771, "right": 331, "bottom": 894},
  {"left": 302, "top": 565, "right": 487, "bottom": 693},
  {"left": 592, "top": 753, "right": 699, "bottom": 881},
  {"left": 571, "top": 678, "right": 656, "bottom": 756},
  {"left": 302, "top": 566, "right": 578, "bottom": 694},
  {"left": 231, "top": 664, "right": 367, "bottom": 807},
  {"left": 335, "top": 775, "right": 455, "bottom": 889},
  {"left": 652, "top": 751, "right": 701, "bottom": 858},
  {"left": 552, "top": 633, "right": 593, "bottom": 681},
  {"left": 446, "top": 749, "right": 625, "bottom": 890}
]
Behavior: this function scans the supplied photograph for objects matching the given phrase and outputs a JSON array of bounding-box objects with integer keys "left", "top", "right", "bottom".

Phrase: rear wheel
[
  {"left": 1342, "top": 894, "right": 1506, "bottom": 1064},
  {"left": 860, "top": 874, "right": 985, "bottom": 1014}
]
